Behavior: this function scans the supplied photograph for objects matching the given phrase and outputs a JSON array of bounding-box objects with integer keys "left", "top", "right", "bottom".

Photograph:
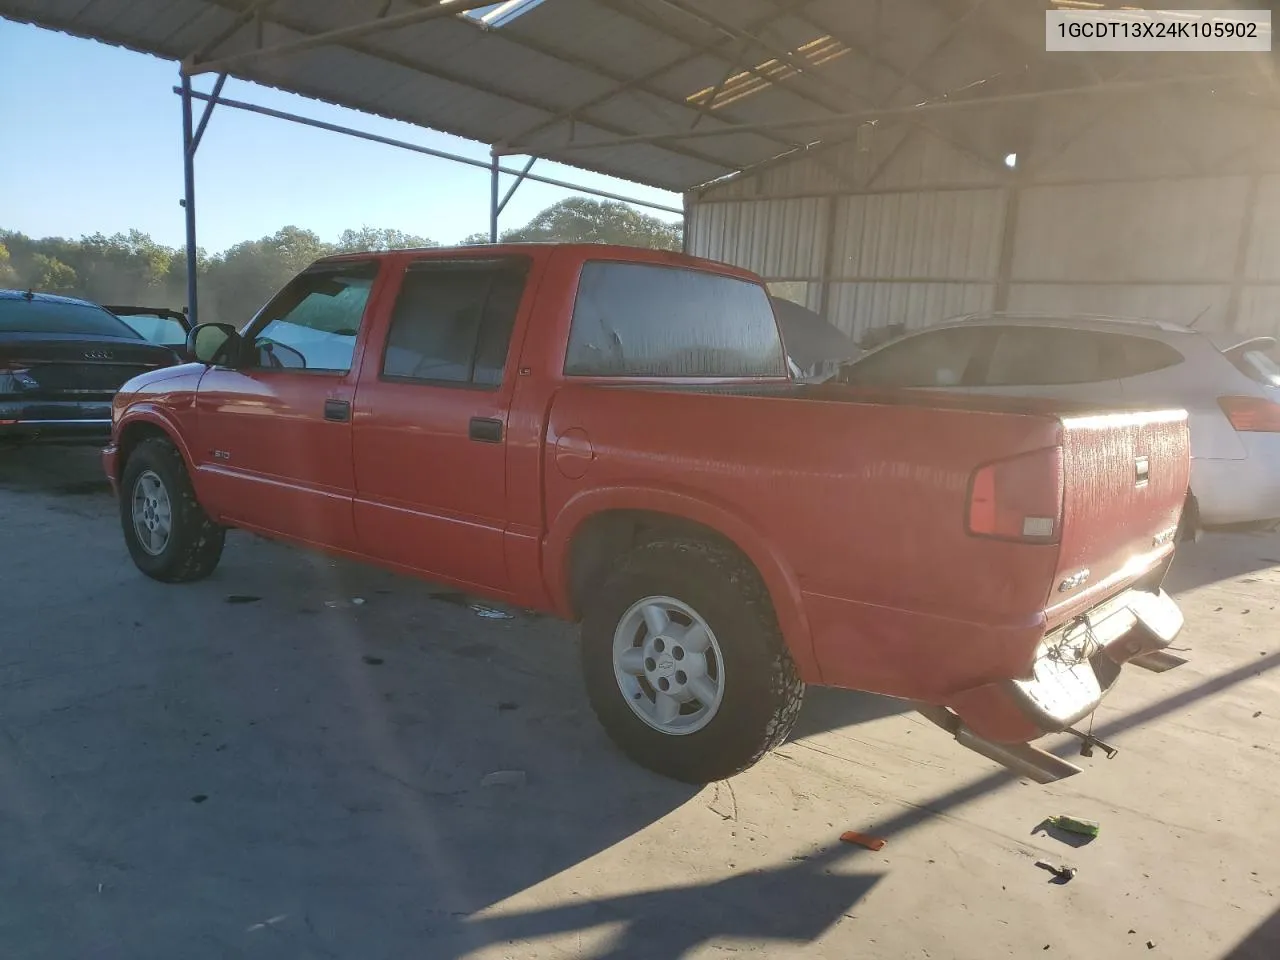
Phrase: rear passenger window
[
  {"left": 382, "top": 258, "right": 528, "bottom": 388},
  {"left": 1111, "top": 335, "right": 1184, "bottom": 378},
  {"left": 986, "top": 328, "right": 1110, "bottom": 386},
  {"left": 564, "top": 262, "right": 786, "bottom": 378},
  {"left": 842, "top": 327, "right": 989, "bottom": 387}
]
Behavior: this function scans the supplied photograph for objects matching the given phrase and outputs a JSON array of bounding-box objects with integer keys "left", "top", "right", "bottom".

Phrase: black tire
[
  {"left": 120, "top": 437, "right": 225, "bottom": 582},
  {"left": 581, "top": 538, "right": 805, "bottom": 783}
]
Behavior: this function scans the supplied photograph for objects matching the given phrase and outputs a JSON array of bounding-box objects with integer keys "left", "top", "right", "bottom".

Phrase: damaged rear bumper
[{"left": 920, "top": 585, "right": 1183, "bottom": 782}]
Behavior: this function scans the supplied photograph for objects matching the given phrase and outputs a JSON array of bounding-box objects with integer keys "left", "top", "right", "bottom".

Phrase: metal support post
[
  {"left": 817, "top": 194, "right": 841, "bottom": 323},
  {"left": 1226, "top": 174, "right": 1261, "bottom": 332},
  {"left": 180, "top": 73, "right": 199, "bottom": 326},
  {"left": 489, "top": 152, "right": 500, "bottom": 244},
  {"left": 992, "top": 183, "right": 1020, "bottom": 313}
]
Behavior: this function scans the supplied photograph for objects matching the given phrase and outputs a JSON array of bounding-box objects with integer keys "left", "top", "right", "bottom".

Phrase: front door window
[{"left": 247, "top": 263, "right": 377, "bottom": 372}]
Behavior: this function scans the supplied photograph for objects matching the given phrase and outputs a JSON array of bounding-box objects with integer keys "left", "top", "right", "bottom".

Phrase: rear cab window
[{"left": 564, "top": 261, "right": 786, "bottom": 378}]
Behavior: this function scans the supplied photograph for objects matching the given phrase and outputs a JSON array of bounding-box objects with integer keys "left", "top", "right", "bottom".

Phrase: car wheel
[
  {"left": 120, "top": 437, "right": 225, "bottom": 582},
  {"left": 581, "top": 538, "right": 805, "bottom": 783}
]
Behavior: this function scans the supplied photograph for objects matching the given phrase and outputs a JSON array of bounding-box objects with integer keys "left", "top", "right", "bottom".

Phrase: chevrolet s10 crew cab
[{"left": 104, "top": 244, "right": 1192, "bottom": 783}]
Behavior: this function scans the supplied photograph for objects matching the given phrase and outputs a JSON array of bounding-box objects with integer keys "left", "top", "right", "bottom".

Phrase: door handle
[
  {"left": 324, "top": 399, "right": 351, "bottom": 422},
  {"left": 469, "top": 417, "right": 503, "bottom": 443}
]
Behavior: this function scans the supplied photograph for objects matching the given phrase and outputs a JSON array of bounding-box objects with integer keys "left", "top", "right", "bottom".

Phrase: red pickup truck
[{"left": 104, "top": 244, "right": 1190, "bottom": 784}]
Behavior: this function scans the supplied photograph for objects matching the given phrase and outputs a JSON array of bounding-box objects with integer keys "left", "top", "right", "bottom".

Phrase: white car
[{"left": 841, "top": 313, "right": 1280, "bottom": 534}]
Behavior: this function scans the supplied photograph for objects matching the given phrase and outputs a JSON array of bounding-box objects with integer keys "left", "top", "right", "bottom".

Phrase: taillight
[
  {"left": 968, "top": 446, "right": 1064, "bottom": 543},
  {"left": 1219, "top": 396, "right": 1280, "bottom": 432}
]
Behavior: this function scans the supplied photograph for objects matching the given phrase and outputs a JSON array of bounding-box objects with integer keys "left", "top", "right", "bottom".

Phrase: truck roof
[{"left": 312, "top": 243, "right": 758, "bottom": 281}]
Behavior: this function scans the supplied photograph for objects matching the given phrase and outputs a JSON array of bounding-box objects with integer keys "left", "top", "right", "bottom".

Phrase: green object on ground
[{"left": 1047, "top": 815, "right": 1100, "bottom": 837}]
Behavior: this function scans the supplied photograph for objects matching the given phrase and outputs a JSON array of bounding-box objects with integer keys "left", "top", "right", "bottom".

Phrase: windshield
[{"left": 0, "top": 297, "right": 143, "bottom": 338}]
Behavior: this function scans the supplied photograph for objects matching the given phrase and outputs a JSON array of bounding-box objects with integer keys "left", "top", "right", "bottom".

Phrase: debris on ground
[
  {"left": 838, "top": 830, "right": 886, "bottom": 851},
  {"left": 225, "top": 595, "right": 262, "bottom": 604},
  {"left": 362, "top": 655, "right": 384, "bottom": 666},
  {"left": 1254, "top": 711, "right": 1263, "bottom": 718},
  {"left": 481, "top": 770, "right": 527, "bottom": 788},
  {"left": 351, "top": 597, "right": 366, "bottom": 605},
  {"left": 1035, "top": 860, "right": 1077, "bottom": 883},
  {"left": 470, "top": 603, "right": 513, "bottom": 619},
  {"left": 1147, "top": 941, "right": 1156, "bottom": 949},
  {"left": 1043, "top": 815, "right": 1100, "bottom": 838},
  {"left": 498, "top": 701, "right": 519, "bottom": 711},
  {"left": 190, "top": 794, "right": 208, "bottom": 804}
]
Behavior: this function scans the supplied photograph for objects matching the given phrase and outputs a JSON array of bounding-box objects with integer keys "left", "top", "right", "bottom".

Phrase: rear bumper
[
  {"left": 945, "top": 585, "right": 1183, "bottom": 743},
  {"left": 1, "top": 416, "right": 113, "bottom": 445},
  {"left": 0, "top": 399, "right": 113, "bottom": 443}
]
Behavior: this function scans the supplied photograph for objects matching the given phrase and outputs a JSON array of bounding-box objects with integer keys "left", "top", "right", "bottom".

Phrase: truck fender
[
  {"left": 114, "top": 406, "right": 199, "bottom": 481},
  {"left": 545, "top": 484, "right": 822, "bottom": 684}
]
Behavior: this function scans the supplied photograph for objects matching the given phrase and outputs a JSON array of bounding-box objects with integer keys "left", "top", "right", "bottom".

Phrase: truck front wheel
[
  {"left": 120, "top": 437, "right": 225, "bottom": 583},
  {"left": 580, "top": 539, "right": 805, "bottom": 783}
]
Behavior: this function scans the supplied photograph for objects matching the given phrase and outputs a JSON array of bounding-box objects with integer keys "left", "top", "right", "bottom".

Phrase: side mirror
[{"left": 186, "top": 322, "right": 242, "bottom": 366}]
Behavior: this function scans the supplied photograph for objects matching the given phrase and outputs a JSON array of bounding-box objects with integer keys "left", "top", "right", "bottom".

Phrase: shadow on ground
[
  {"left": 4, "top": 445, "right": 1277, "bottom": 957},
  {"left": 0, "top": 445, "right": 885, "bottom": 958},
  {"left": 1166, "top": 531, "right": 1280, "bottom": 595}
]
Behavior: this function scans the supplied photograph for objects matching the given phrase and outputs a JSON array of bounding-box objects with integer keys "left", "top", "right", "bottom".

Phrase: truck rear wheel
[
  {"left": 120, "top": 437, "right": 225, "bottom": 583},
  {"left": 580, "top": 539, "right": 804, "bottom": 783}
]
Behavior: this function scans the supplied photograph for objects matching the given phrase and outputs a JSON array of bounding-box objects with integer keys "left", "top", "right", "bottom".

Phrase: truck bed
[{"left": 545, "top": 381, "right": 1189, "bottom": 716}]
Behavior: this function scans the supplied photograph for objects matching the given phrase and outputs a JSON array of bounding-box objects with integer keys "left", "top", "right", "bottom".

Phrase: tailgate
[{"left": 1049, "top": 409, "right": 1189, "bottom": 625}]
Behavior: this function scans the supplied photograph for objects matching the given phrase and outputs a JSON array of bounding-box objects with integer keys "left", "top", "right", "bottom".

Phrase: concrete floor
[{"left": 1, "top": 445, "right": 1277, "bottom": 960}]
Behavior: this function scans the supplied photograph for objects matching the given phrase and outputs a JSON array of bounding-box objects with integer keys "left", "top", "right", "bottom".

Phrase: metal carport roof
[{"left": 1, "top": 0, "right": 1270, "bottom": 194}]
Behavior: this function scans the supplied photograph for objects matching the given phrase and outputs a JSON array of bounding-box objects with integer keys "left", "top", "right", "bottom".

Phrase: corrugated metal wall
[{"left": 688, "top": 93, "right": 1280, "bottom": 346}]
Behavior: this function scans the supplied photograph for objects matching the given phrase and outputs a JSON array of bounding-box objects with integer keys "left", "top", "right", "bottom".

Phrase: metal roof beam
[
  {"left": 754, "top": 0, "right": 1011, "bottom": 182},
  {"left": 551, "top": 71, "right": 1245, "bottom": 153},
  {"left": 173, "top": 87, "right": 683, "bottom": 214},
  {"left": 401, "top": 0, "right": 801, "bottom": 160},
  {"left": 654, "top": 0, "right": 866, "bottom": 111},
  {"left": 501, "top": 0, "right": 816, "bottom": 148},
  {"left": 596, "top": 0, "right": 848, "bottom": 120},
  {"left": 186, "top": 0, "right": 737, "bottom": 173},
  {"left": 190, "top": 0, "right": 278, "bottom": 61},
  {"left": 185, "top": 0, "right": 498, "bottom": 74},
  {"left": 673, "top": 0, "right": 1006, "bottom": 185}
]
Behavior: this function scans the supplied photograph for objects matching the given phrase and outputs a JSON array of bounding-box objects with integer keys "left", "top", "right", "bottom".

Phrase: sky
[{"left": 0, "top": 18, "right": 681, "bottom": 255}]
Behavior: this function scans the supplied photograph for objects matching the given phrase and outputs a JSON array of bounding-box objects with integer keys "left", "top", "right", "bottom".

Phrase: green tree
[
  {"left": 75, "top": 230, "right": 179, "bottom": 304},
  {"left": 30, "top": 253, "right": 77, "bottom": 293},
  {"left": 335, "top": 226, "right": 435, "bottom": 252},
  {"left": 202, "top": 226, "right": 332, "bottom": 326},
  {"left": 0, "top": 242, "right": 17, "bottom": 286},
  {"left": 495, "top": 198, "right": 681, "bottom": 250}
]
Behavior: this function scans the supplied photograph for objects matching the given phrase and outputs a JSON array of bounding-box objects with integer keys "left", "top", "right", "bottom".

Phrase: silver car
[{"left": 841, "top": 313, "right": 1280, "bottom": 533}]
